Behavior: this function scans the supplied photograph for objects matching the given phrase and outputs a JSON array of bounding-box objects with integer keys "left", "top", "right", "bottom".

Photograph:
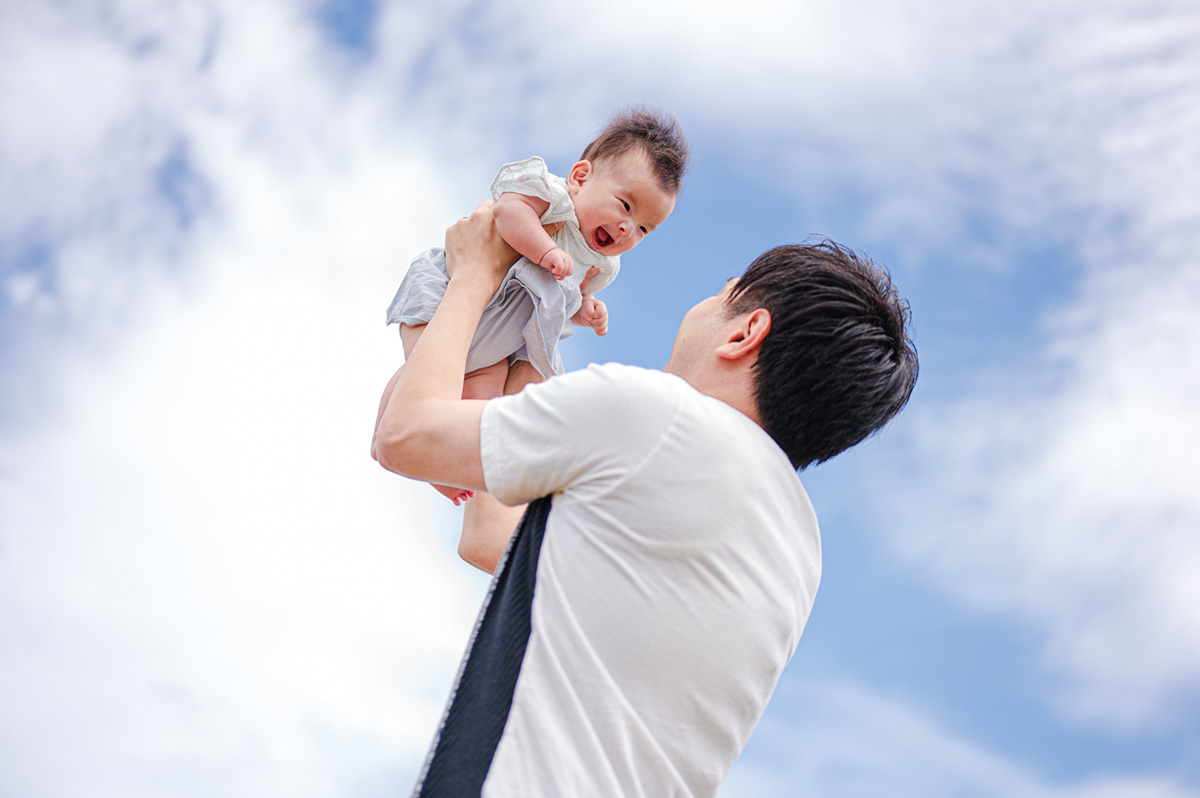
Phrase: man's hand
[
  {"left": 572, "top": 295, "right": 609, "bottom": 336},
  {"left": 445, "top": 201, "right": 521, "bottom": 293}
]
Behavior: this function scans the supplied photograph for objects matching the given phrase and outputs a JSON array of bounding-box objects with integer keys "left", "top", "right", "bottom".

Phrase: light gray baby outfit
[{"left": 386, "top": 156, "right": 619, "bottom": 378}]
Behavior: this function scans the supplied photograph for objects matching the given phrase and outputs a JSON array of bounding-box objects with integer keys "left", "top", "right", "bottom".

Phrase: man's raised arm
[{"left": 373, "top": 202, "right": 518, "bottom": 492}]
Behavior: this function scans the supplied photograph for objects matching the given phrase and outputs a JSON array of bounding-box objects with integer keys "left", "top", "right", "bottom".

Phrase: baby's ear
[{"left": 567, "top": 160, "right": 592, "bottom": 188}]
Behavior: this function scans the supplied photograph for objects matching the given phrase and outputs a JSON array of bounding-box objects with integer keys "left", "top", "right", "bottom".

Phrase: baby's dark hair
[{"left": 580, "top": 107, "right": 689, "bottom": 195}]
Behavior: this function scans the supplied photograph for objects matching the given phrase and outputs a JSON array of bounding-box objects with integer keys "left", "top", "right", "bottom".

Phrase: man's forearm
[
  {"left": 375, "top": 203, "right": 520, "bottom": 504},
  {"left": 374, "top": 275, "right": 492, "bottom": 481},
  {"left": 394, "top": 276, "right": 492, "bottom": 402}
]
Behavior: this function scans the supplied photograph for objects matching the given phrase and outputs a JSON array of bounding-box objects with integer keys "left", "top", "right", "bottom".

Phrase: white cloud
[
  {"left": 0, "top": 253, "right": 490, "bottom": 795},
  {"left": 864, "top": 0, "right": 1200, "bottom": 726},
  {"left": 890, "top": 262, "right": 1200, "bottom": 726},
  {"left": 721, "top": 678, "right": 1200, "bottom": 798},
  {"left": 4, "top": 0, "right": 1198, "bottom": 793},
  {"left": 0, "top": 1, "right": 492, "bottom": 794},
  {"left": 0, "top": 1, "right": 210, "bottom": 315}
]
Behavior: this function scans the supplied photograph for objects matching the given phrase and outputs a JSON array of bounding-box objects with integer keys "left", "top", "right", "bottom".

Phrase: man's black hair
[{"left": 727, "top": 241, "right": 918, "bottom": 469}]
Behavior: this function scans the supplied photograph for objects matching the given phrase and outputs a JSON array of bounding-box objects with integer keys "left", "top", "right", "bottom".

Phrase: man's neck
[{"left": 665, "top": 365, "right": 764, "bottom": 429}]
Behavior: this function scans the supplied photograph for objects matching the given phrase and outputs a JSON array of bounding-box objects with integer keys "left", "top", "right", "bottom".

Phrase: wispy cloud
[
  {"left": 3, "top": 0, "right": 1197, "bottom": 794},
  {"left": 858, "top": 0, "right": 1200, "bottom": 726},
  {"left": 724, "top": 677, "right": 1200, "bottom": 798},
  {"left": 1, "top": 1, "right": 490, "bottom": 794}
]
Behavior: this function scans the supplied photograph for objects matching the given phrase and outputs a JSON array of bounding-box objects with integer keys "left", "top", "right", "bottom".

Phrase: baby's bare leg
[
  {"left": 450, "top": 360, "right": 544, "bottom": 563},
  {"left": 503, "top": 359, "right": 544, "bottom": 396},
  {"left": 463, "top": 359, "right": 510, "bottom": 399},
  {"left": 399, "top": 322, "right": 426, "bottom": 359},
  {"left": 460, "top": 493, "right": 527, "bottom": 573}
]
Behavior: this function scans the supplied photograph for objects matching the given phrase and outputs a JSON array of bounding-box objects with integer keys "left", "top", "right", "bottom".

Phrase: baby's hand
[
  {"left": 572, "top": 295, "right": 608, "bottom": 336},
  {"left": 539, "top": 247, "right": 574, "bottom": 280}
]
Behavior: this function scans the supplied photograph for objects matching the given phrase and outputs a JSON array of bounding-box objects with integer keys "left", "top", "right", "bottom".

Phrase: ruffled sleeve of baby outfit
[
  {"left": 490, "top": 156, "right": 577, "bottom": 227},
  {"left": 491, "top": 155, "right": 620, "bottom": 296}
]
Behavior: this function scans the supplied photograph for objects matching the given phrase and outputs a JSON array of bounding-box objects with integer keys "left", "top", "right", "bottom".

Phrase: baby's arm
[{"left": 492, "top": 192, "right": 574, "bottom": 280}]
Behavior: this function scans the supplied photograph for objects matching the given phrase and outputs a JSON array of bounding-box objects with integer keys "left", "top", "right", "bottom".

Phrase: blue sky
[{"left": 2, "top": 0, "right": 1198, "bottom": 795}]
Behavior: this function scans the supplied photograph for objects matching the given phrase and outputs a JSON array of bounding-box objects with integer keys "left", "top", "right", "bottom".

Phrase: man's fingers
[
  {"left": 444, "top": 199, "right": 520, "bottom": 286},
  {"left": 448, "top": 201, "right": 497, "bottom": 240}
]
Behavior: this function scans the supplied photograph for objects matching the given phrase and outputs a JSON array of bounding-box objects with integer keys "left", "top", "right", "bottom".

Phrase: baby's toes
[{"left": 432, "top": 483, "right": 472, "bottom": 504}]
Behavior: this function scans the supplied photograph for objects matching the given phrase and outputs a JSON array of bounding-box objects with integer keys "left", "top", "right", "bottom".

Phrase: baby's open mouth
[{"left": 594, "top": 227, "right": 613, "bottom": 249}]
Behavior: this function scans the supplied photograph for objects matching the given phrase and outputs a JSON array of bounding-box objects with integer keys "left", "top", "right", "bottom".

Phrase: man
[{"left": 374, "top": 203, "right": 918, "bottom": 797}]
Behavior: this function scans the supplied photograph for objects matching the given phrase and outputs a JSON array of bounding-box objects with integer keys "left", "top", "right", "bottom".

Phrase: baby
[{"left": 377, "top": 107, "right": 689, "bottom": 503}]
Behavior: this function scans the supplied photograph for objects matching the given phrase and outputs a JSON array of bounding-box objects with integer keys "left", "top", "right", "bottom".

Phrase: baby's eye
[
  {"left": 621, "top": 200, "right": 630, "bottom": 211},
  {"left": 639, "top": 226, "right": 648, "bottom": 235}
]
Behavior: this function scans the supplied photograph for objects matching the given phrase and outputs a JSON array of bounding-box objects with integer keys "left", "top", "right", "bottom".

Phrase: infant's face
[{"left": 567, "top": 151, "right": 676, "bottom": 257}]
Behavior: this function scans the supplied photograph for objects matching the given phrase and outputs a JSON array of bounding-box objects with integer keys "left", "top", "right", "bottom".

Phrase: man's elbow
[{"left": 374, "top": 424, "right": 423, "bottom": 477}]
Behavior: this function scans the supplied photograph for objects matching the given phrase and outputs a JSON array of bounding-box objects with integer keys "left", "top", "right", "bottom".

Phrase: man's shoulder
[
  {"left": 573, "top": 361, "right": 672, "bottom": 383},
  {"left": 584, "top": 366, "right": 798, "bottom": 485},
  {"left": 557, "top": 362, "right": 686, "bottom": 406},
  {"left": 486, "top": 363, "right": 681, "bottom": 432}
]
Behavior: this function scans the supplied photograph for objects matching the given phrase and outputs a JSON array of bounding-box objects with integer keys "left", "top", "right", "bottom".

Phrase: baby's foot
[{"left": 433, "top": 482, "right": 475, "bottom": 506}]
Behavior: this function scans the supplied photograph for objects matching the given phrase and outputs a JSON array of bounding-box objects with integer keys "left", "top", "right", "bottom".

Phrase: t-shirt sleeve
[{"left": 480, "top": 364, "right": 679, "bottom": 506}]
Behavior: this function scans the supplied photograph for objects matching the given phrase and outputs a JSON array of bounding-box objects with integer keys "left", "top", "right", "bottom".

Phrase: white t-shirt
[{"left": 413, "top": 363, "right": 821, "bottom": 798}]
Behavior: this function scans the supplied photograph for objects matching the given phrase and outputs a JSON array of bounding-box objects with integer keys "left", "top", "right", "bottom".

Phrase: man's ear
[
  {"left": 567, "top": 160, "right": 592, "bottom": 189},
  {"left": 716, "top": 308, "right": 771, "bottom": 362}
]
